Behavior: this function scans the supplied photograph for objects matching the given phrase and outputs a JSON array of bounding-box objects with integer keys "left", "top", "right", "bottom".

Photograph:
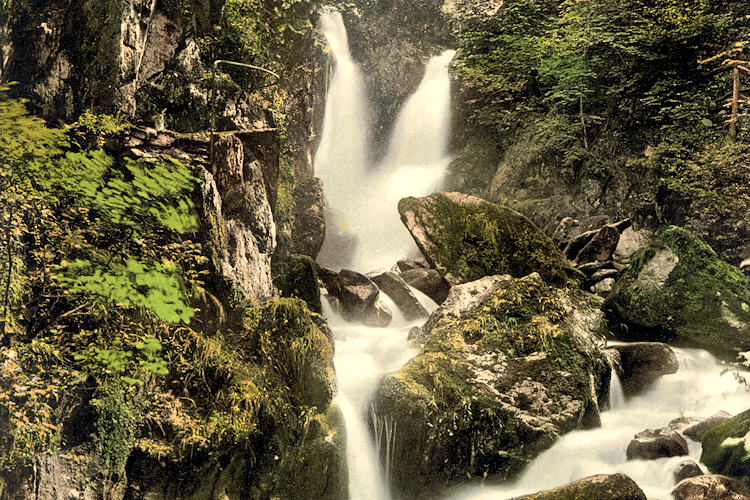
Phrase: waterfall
[
  {"left": 315, "top": 11, "right": 453, "bottom": 499},
  {"left": 315, "top": 9, "right": 455, "bottom": 272},
  {"left": 609, "top": 369, "right": 626, "bottom": 410}
]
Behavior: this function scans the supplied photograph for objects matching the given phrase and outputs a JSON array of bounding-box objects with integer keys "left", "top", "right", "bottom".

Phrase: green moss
[
  {"left": 701, "top": 409, "right": 750, "bottom": 480},
  {"left": 271, "top": 254, "right": 322, "bottom": 314},
  {"left": 399, "top": 193, "right": 582, "bottom": 287}
]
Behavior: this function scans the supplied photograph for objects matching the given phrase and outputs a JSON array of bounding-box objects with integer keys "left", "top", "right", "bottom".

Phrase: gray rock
[
  {"left": 626, "top": 428, "right": 689, "bottom": 460},
  {"left": 511, "top": 473, "right": 647, "bottom": 500},
  {"left": 291, "top": 176, "right": 326, "bottom": 259},
  {"left": 683, "top": 411, "right": 733, "bottom": 443},
  {"left": 672, "top": 475, "right": 750, "bottom": 500},
  {"left": 367, "top": 270, "right": 429, "bottom": 321},
  {"left": 320, "top": 269, "right": 392, "bottom": 327},
  {"left": 606, "top": 342, "right": 679, "bottom": 395},
  {"left": 400, "top": 268, "right": 451, "bottom": 305},
  {"left": 574, "top": 225, "right": 621, "bottom": 264},
  {"left": 612, "top": 227, "right": 652, "bottom": 270},
  {"left": 673, "top": 460, "right": 704, "bottom": 484}
]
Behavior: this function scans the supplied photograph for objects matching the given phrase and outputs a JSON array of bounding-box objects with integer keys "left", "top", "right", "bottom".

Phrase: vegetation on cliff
[
  {"left": 0, "top": 84, "right": 344, "bottom": 497},
  {"left": 449, "top": 0, "right": 750, "bottom": 245}
]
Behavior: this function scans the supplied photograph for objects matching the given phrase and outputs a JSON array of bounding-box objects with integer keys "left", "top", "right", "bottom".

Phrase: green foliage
[
  {"left": 92, "top": 383, "right": 140, "bottom": 477},
  {"left": 74, "top": 336, "right": 169, "bottom": 385}
]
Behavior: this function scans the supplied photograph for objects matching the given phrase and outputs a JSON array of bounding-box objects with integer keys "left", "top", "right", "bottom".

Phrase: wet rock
[
  {"left": 400, "top": 268, "right": 451, "bottom": 304},
  {"left": 320, "top": 269, "right": 392, "bottom": 327},
  {"left": 672, "top": 475, "right": 750, "bottom": 500},
  {"left": 398, "top": 192, "right": 583, "bottom": 287},
  {"left": 626, "top": 428, "right": 689, "bottom": 460},
  {"left": 511, "top": 473, "right": 647, "bottom": 500},
  {"left": 604, "top": 226, "right": 750, "bottom": 355},
  {"left": 673, "top": 460, "right": 704, "bottom": 484},
  {"left": 606, "top": 343, "right": 678, "bottom": 395},
  {"left": 701, "top": 409, "right": 750, "bottom": 481},
  {"left": 683, "top": 411, "right": 733, "bottom": 443},
  {"left": 367, "top": 270, "right": 429, "bottom": 321},
  {"left": 396, "top": 258, "right": 428, "bottom": 272},
  {"left": 371, "top": 273, "right": 610, "bottom": 497}
]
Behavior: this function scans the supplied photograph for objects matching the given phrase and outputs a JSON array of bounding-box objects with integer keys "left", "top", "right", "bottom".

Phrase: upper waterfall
[{"left": 315, "top": 11, "right": 455, "bottom": 272}]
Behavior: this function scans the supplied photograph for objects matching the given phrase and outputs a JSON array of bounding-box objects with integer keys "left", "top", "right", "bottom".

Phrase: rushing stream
[{"left": 314, "top": 10, "right": 749, "bottom": 500}]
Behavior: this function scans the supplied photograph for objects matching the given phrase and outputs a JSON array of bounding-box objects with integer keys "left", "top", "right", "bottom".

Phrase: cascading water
[{"left": 315, "top": 10, "right": 453, "bottom": 500}]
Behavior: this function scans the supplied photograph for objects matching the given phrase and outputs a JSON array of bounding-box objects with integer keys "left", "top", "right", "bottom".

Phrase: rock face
[
  {"left": 604, "top": 226, "right": 750, "bottom": 356},
  {"left": 511, "top": 473, "right": 647, "bottom": 500},
  {"left": 626, "top": 428, "right": 689, "bottom": 460},
  {"left": 400, "top": 268, "right": 452, "bottom": 304},
  {"left": 398, "top": 192, "right": 583, "bottom": 287},
  {"left": 370, "top": 273, "right": 610, "bottom": 497},
  {"left": 683, "top": 411, "right": 733, "bottom": 443},
  {"left": 200, "top": 134, "right": 277, "bottom": 302},
  {"left": 701, "top": 409, "right": 750, "bottom": 482},
  {"left": 673, "top": 460, "right": 705, "bottom": 484},
  {"left": 672, "top": 475, "right": 750, "bottom": 500},
  {"left": 605, "top": 343, "right": 679, "bottom": 395}
]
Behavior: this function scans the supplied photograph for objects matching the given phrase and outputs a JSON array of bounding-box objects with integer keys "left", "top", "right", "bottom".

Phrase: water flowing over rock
[
  {"left": 605, "top": 342, "right": 678, "bottom": 395},
  {"left": 510, "top": 473, "right": 647, "bottom": 500},
  {"left": 398, "top": 192, "right": 584, "bottom": 287},
  {"left": 701, "top": 409, "right": 750, "bottom": 482},
  {"left": 400, "top": 268, "right": 452, "bottom": 305},
  {"left": 604, "top": 226, "right": 750, "bottom": 356},
  {"left": 626, "top": 428, "right": 689, "bottom": 460},
  {"left": 672, "top": 475, "right": 750, "bottom": 500},
  {"left": 370, "top": 273, "right": 610, "bottom": 497}
]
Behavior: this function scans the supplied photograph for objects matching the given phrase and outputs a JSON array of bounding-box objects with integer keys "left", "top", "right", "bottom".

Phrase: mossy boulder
[
  {"left": 398, "top": 192, "right": 583, "bottom": 287},
  {"left": 700, "top": 408, "right": 750, "bottom": 482},
  {"left": 604, "top": 226, "right": 750, "bottom": 356},
  {"left": 370, "top": 273, "right": 610, "bottom": 498},
  {"left": 272, "top": 254, "right": 322, "bottom": 314}
]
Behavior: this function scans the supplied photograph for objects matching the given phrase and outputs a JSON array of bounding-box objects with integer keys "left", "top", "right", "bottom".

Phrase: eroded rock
[
  {"left": 672, "top": 475, "right": 750, "bottom": 500},
  {"left": 606, "top": 343, "right": 678, "bottom": 395},
  {"left": 626, "top": 428, "right": 689, "bottom": 460},
  {"left": 511, "top": 473, "right": 647, "bottom": 500},
  {"left": 367, "top": 270, "right": 428, "bottom": 321}
]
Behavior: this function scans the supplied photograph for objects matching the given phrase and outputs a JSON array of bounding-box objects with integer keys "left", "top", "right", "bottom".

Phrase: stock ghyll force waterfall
[{"left": 313, "top": 10, "right": 750, "bottom": 500}]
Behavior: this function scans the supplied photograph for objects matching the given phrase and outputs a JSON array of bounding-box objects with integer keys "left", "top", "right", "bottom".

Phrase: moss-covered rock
[
  {"left": 272, "top": 254, "right": 322, "bottom": 314},
  {"left": 398, "top": 192, "right": 584, "bottom": 287},
  {"left": 700, "top": 408, "right": 750, "bottom": 482},
  {"left": 370, "top": 273, "right": 610, "bottom": 498},
  {"left": 604, "top": 226, "right": 750, "bottom": 356}
]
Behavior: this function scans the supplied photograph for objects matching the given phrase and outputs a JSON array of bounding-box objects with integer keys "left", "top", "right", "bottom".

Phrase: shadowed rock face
[
  {"left": 398, "top": 192, "right": 584, "bottom": 288},
  {"left": 370, "top": 273, "right": 611, "bottom": 498},
  {"left": 626, "top": 428, "right": 689, "bottom": 461}
]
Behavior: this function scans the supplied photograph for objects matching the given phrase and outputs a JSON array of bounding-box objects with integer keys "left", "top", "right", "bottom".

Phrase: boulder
[
  {"left": 398, "top": 192, "right": 583, "bottom": 287},
  {"left": 574, "top": 225, "right": 621, "bottom": 265},
  {"left": 626, "top": 428, "right": 689, "bottom": 460},
  {"left": 400, "top": 268, "right": 451, "bottom": 304},
  {"left": 701, "top": 409, "right": 750, "bottom": 481},
  {"left": 511, "top": 473, "right": 647, "bottom": 500},
  {"left": 612, "top": 227, "right": 652, "bottom": 271},
  {"left": 591, "top": 278, "right": 616, "bottom": 297},
  {"left": 551, "top": 217, "right": 580, "bottom": 249},
  {"left": 366, "top": 270, "right": 429, "bottom": 321},
  {"left": 319, "top": 269, "right": 392, "bottom": 327},
  {"left": 683, "top": 411, "right": 733, "bottom": 443},
  {"left": 672, "top": 475, "right": 750, "bottom": 500},
  {"left": 604, "top": 226, "right": 750, "bottom": 356},
  {"left": 271, "top": 254, "right": 322, "bottom": 314},
  {"left": 370, "top": 273, "right": 611, "bottom": 497},
  {"left": 673, "top": 460, "right": 705, "bottom": 484},
  {"left": 606, "top": 343, "right": 678, "bottom": 395}
]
